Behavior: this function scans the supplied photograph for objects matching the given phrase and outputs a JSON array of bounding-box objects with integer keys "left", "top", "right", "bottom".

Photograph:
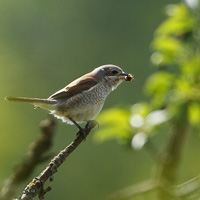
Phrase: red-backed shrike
[{"left": 5, "top": 64, "right": 134, "bottom": 132}]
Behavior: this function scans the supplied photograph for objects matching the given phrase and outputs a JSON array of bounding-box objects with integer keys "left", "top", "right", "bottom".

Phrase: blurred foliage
[
  {"left": 93, "top": 108, "right": 131, "bottom": 143},
  {"left": 95, "top": 2, "right": 200, "bottom": 146},
  {"left": 94, "top": 2, "right": 200, "bottom": 199},
  {"left": 2, "top": 0, "right": 198, "bottom": 200}
]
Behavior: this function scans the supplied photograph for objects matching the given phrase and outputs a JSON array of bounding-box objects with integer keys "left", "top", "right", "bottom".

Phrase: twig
[
  {"left": 110, "top": 179, "right": 158, "bottom": 200},
  {"left": 156, "top": 105, "right": 189, "bottom": 199},
  {"left": 110, "top": 175, "right": 200, "bottom": 200},
  {"left": 16, "top": 120, "right": 98, "bottom": 200},
  {"left": 176, "top": 175, "right": 200, "bottom": 198},
  {"left": 0, "top": 118, "right": 57, "bottom": 200}
]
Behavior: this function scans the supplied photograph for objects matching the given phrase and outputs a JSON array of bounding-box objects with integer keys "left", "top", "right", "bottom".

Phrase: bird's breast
[{"left": 53, "top": 79, "right": 121, "bottom": 123}]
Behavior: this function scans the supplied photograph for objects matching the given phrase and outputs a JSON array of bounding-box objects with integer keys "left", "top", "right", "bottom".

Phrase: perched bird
[{"left": 5, "top": 64, "right": 134, "bottom": 133}]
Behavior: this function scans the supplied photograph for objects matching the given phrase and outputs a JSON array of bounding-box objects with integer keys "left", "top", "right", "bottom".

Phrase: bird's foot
[
  {"left": 68, "top": 117, "right": 99, "bottom": 140},
  {"left": 75, "top": 127, "right": 87, "bottom": 139},
  {"left": 76, "top": 120, "right": 99, "bottom": 140},
  {"left": 86, "top": 120, "right": 99, "bottom": 129},
  {"left": 68, "top": 117, "right": 87, "bottom": 139}
]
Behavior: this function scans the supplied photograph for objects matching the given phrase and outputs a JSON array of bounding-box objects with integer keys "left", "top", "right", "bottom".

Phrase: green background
[{"left": 3, "top": 1, "right": 199, "bottom": 200}]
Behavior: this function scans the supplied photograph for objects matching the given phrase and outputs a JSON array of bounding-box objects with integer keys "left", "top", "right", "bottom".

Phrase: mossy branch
[
  {"left": 0, "top": 118, "right": 57, "bottom": 200},
  {"left": 16, "top": 120, "right": 97, "bottom": 200}
]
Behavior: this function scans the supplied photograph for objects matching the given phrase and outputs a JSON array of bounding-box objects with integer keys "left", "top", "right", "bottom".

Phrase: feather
[
  {"left": 49, "top": 74, "right": 98, "bottom": 100},
  {"left": 5, "top": 96, "right": 57, "bottom": 110}
]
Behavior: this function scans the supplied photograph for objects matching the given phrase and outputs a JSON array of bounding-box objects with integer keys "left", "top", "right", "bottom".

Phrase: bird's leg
[
  {"left": 68, "top": 117, "right": 86, "bottom": 138},
  {"left": 68, "top": 117, "right": 82, "bottom": 130}
]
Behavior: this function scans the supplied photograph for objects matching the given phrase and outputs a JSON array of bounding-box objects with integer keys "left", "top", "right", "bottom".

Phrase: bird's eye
[{"left": 112, "top": 70, "right": 118, "bottom": 75}]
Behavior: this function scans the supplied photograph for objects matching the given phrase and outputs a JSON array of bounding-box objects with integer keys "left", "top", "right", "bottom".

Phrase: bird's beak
[
  {"left": 122, "top": 72, "right": 129, "bottom": 76},
  {"left": 120, "top": 72, "right": 134, "bottom": 82}
]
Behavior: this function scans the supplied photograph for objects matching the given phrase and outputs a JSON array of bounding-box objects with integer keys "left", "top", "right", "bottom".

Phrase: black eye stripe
[{"left": 112, "top": 70, "right": 118, "bottom": 74}]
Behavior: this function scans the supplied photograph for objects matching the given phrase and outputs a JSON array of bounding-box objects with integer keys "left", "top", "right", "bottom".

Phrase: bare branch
[
  {"left": 156, "top": 106, "right": 189, "bottom": 200},
  {"left": 110, "top": 179, "right": 158, "bottom": 200},
  {"left": 0, "top": 118, "right": 57, "bottom": 200},
  {"left": 16, "top": 120, "right": 98, "bottom": 200},
  {"left": 176, "top": 175, "right": 200, "bottom": 198}
]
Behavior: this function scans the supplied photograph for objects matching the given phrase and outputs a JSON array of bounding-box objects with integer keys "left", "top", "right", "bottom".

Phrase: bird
[{"left": 5, "top": 64, "right": 133, "bottom": 134}]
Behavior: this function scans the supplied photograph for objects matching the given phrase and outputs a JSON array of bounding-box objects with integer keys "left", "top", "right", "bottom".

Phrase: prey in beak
[{"left": 120, "top": 73, "right": 134, "bottom": 82}]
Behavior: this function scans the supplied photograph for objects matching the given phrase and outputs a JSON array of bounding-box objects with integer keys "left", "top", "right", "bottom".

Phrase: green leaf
[
  {"left": 188, "top": 102, "right": 200, "bottom": 126},
  {"left": 145, "top": 71, "right": 174, "bottom": 107},
  {"left": 131, "top": 103, "right": 151, "bottom": 117},
  {"left": 93, "top": 107, "right": 131, "bottom": 143},
  {"left": 151, "top": 4, "right": 195, "bottom": 66},
  {"left": 156, "top": 4, "right": 194, "bottom": 36},
  {"left": 182, "top": 55, "right": 200, "bottom": 85}
]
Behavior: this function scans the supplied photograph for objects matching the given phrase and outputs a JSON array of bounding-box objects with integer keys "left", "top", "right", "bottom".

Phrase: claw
[
  {"left": 86, "top": 120, "right": 99, "bottom": 129},
  {"left": 68, "top": 117, "right": 98, "bottom": 140}
]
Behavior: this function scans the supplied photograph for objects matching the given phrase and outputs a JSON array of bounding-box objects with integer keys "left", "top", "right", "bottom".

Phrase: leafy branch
[{"left": 94, "top": 2, "right": 200, "bottom": 200}]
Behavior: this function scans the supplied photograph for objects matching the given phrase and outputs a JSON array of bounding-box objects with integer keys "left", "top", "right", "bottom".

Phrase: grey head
[
  {"left": 91, "top": 64, "right": 128, "bottom": 81},
  {"left": 48, "top": 64, "right": 128, "bottom": 101}
]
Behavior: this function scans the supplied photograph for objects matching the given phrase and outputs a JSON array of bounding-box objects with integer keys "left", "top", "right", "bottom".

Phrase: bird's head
[{"left": 92, "top": 64, "right": 133, "bottom": 82}]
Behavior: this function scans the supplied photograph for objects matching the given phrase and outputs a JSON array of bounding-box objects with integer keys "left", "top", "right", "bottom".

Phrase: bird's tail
[{"left": 5, "top": 96, "right": 57, "bottom": 110}]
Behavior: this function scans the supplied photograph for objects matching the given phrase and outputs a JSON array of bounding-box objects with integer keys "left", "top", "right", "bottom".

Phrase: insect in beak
[{"left": 120, "top": 73, "right": 134, "bottom": 81}]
